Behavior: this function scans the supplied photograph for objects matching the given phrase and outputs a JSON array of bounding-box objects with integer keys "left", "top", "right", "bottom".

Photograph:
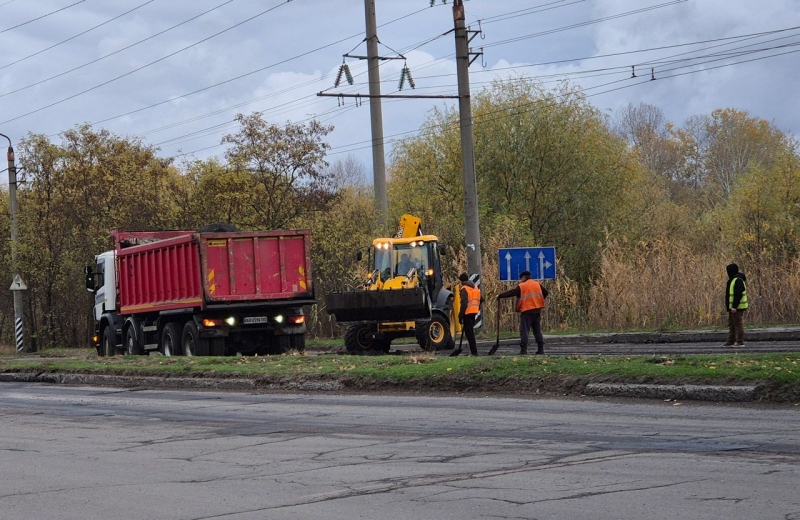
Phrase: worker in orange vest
[
  {"left": 497, "top": 270, "right": 549, "bottom": 355},
  {"left": 458, "top": 273, "right": 483, "bottom": 356}
]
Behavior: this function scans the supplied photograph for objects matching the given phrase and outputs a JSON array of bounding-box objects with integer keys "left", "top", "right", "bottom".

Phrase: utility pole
[
  {"left": 453, "top": 0, "right": 482, "bottom": 280},
  {"left": 364, "top": 0, "right": 388, "bottom": 226},
  {"left": 0, "top": 132, "right": 26, "bottom": 353}
]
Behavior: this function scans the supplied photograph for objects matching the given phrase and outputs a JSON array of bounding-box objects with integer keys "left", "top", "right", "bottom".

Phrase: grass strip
[{"left": 1, "top": 350, "right": 799, "bottom": 384}]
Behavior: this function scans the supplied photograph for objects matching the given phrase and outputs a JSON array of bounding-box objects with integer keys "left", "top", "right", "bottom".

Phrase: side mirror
[
  {"left": 356, "top": 251, "right": 363, "bottom": 262},
  {"left": 84, "top": 266, "right": 96, "bottom": 293},
  {"left": 438, "top": 244, "right": 446, "bottom": 255}
]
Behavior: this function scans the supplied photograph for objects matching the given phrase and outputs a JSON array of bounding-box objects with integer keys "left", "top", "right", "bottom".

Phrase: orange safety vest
[
  {"left": 517, "top": 279, "right": 545, "bottom": 312},
  {"left": 464, "top": 285, "right": 481, "bottom": 315}
]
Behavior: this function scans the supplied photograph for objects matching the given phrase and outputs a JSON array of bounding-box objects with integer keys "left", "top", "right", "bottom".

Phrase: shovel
[
  {"left": 450, "top": 326, "right": 464, "bottom": 357},
  {"left": 487, "top": 300, "right": 501, "bottom": 356}
]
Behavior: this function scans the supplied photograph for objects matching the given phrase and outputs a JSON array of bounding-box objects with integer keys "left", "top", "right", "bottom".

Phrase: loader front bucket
[{"left": 325, "top": 288, "right": 430, "bottom": 322}]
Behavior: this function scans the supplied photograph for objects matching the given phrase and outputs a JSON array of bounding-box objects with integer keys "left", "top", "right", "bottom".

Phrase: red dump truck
[{"left": 84, "top": 228, "right": 315, "bottom": 356}]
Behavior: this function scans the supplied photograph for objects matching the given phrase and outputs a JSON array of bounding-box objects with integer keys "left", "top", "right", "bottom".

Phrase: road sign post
[{"left": 498, "top": 247, "right": 556, "bottom": 281}]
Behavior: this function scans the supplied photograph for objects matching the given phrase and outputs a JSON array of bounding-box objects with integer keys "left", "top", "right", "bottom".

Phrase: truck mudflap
[{"left": 325, "top": 288, "right": 430, "bottom": 322}]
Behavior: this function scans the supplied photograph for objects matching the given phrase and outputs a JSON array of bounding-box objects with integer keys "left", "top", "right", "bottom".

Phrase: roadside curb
[
  {"left": 0, "top": 372, "right": 763, "bottom": 402},
  {"left": 584, "top": 383, "right": 756, "bottom": 402}
]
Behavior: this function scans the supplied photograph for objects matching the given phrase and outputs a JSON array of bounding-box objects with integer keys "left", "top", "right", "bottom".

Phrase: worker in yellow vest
[
  {"left": 723, "top": 263, "right": 748, "bottom": 347},
  {"left": 458, "top": 273, "right": 483, "bottom": 356},
  {"left": 497, "top": 270, "right": 549, "bottom": 355}
]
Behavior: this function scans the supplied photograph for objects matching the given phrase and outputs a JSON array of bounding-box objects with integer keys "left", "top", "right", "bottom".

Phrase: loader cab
[{"left": 371, "top": 235, "right": 444, "bottom": 293}]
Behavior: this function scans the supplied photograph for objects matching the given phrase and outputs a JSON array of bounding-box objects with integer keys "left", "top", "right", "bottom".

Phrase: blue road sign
[{"left": 498, "top": 247, "right": 556, "bottom": 281}]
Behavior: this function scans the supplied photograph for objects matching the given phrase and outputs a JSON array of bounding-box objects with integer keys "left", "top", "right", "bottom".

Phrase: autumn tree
[
  {"left": 222, "top": 113, "right": 337, "bottom": 230},
  {"left": 391, "top": 79, "right": 642, "bottom": 282},
  {"left": 675, "top": 109, "right": 792, "bottom": 204},
  {"left": 15, "top": 126, "right": 182, "bottom": 349}
]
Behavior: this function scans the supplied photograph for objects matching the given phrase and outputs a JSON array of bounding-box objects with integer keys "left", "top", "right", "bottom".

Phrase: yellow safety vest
[
  {"left": 464, "top": 286, "right": 481, "bottom": 315},
  {"left": 728, "top": 278, "right": 748, "bottom": 310},
  {"left": 517, "top": 279, "right": 546, "bottom": 312}
]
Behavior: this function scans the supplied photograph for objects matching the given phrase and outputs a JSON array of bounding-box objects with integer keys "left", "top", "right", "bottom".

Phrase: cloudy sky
[{"left": 0, "top": 0, "right": 798, "bottom": 179}]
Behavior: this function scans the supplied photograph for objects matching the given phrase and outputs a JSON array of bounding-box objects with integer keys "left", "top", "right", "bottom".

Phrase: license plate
[{"left": 243, "top": 316, "right": 269, "bottom": 325}]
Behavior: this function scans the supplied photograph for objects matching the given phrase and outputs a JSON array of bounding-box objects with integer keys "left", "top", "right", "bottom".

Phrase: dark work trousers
[
  {"left": 463, "top": 314, "right": 478, "bottom": 355},
  {"left": 520, "top": 310, "right": 544, "bottom": 354},
  {"left": 727, "top": 310, "right": 745, "bottom": 344}
]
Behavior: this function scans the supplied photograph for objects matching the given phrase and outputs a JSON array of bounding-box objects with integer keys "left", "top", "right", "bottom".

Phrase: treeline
[{"left": 2, "top": 79, "right": 798, "bottom": 349}]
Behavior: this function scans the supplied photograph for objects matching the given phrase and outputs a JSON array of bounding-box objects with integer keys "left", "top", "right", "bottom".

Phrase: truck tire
[
  {"left": 289, "top": 334, "right": 305, "bottom": 352},
  {"left": 267, "top": 335, "right": 290, "bottom": 354},
  {"left": 124, "top": 326, "right": 144, "bottom": 356},
  {"left": 161, "top": 322, "right": 182, "bottom": 357},
  {"left": 209, "top": 338, "right": 227, "bottom": 356},
  {"left": 344, "top": 322, "right": 386, "bottom": 354},
  {"left": 416, "top": 314, "right": 453, "bottom": 351},
  {"left": 102, "top": 326, "right": 117, "bottom": 357},
  {"left": 182, "top": 321, "right": 208, "bottom": 356}
]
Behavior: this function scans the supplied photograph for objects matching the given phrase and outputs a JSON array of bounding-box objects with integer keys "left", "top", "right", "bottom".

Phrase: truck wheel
[
  {"left": 102, "top": 326, "right": 117, "bottom": 357},
  {"left": 161, "top": 322, "right": 182, "bottom": 357},
  {"left": 182, "top": 321, "right": 209, "bottom": 356},
  {"left": 209, "top": 338, "right": 227, "bottom": 356},
  {"left": 344, "top": 322, "right": 377, "bottom": 354},
  {"left": 124, "top": 326, "right": 143, "bottom": 356},
  {"left": 289, "top": 334, "right": 305, "bottom": 352},
  {"left": 417, "top": 315, "right": 453, "bottom": 351},
  {"left": 267, "top": 335, "right": 291, "bottom": 354}
]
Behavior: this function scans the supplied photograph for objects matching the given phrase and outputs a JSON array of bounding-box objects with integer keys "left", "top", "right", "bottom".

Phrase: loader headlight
[
  {"left": 274, "top": 314, "right": 285, "bottom": 324},
  {"left": 425, "top": 269, "right": 434, "bottom": 276},
  {"left": 225, "top": 316, "right": 236, "bottom": 326}
]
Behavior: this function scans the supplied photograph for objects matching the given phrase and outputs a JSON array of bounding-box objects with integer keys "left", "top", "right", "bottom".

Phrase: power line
[
  {"left": 320, "top": 46, "right": 800, "bottom": 158},
  {"left": 0, "top": 0, "right": 84, "bottom": 34},
  {"left": 0, "top": 0, "right": 234, "bottom": 98},
  {"left": 483, "top": 0, "right": 688, "bottom": 49},
  {"left": 480, "top": 0, "right": 586, "bottom": 25},
  {"left": 0, "top": 0, "right": 156, "bottom": 71},
  {"left": 67, "top": 4, "right": 445, "bottom": 136},
  {"left": 0, "top": 0, "right": 297, "bottom": 125},
  {"left": 155, "top": 20, "right": 800, "bottom": 160}
]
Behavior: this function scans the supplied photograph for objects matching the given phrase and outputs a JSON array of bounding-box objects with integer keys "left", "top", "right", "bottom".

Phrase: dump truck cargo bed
[{"left": 114, "top": 230, "right": 314, "bottom": 315}]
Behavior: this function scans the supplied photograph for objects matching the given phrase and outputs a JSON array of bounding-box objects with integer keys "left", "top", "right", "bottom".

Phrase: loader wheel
[
  {"left": 345, "top": 323, "right": 378, "bottom": 354},
  {"left": 417, "top": 315, "right": 453, "bottom": 351}
]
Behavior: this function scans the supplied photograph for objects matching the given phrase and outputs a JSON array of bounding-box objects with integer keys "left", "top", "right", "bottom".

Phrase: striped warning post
[{"left": 15, "top": 318, "right": 23, "bottom": 353}]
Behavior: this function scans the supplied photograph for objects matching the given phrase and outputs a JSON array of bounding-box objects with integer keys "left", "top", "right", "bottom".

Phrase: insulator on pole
[
  {"left": 334, "top": 65, "right": 344, "bottom": 88},
  {"left": 406, "top": 67, "right": 416, "bottom": 89},
  {"left": 343, "top": 63, "right": 354, "bottom": 85}
]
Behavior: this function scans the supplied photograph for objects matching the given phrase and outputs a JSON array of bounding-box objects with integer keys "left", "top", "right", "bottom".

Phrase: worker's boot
[
  {"left": 519, "top": 345, "right": 528, "bottom": 355},
  {"left": 535, "top": 342, "right": 545, "bottom": 355},
  {"left": 470, "top": 347, "right": 478, "bottom": 356}
]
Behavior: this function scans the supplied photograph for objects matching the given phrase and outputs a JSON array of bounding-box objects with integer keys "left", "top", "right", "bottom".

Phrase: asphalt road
[{"left": 0, "top": 384, "right": 798, "bottom": 519}]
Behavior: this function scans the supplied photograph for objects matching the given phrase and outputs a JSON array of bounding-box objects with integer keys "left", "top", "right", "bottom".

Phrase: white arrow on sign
[
  {"left": 538, "top": 251, "right": 552, "bottom": 279},
  {"left": 524, "top": 251, "right": 531, "bottom": 273},
  {"left": 505, "top": 252, "right": 512, "bottom": 281}
]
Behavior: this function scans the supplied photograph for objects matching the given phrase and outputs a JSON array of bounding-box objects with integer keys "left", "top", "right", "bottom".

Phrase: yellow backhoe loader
[{"left": 325, "top": 215, "right": 463, "bottom": 354}]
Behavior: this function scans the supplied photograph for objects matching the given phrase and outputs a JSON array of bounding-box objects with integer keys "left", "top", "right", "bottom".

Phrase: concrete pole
[
  {"left": 364, "top": 0, "right": 388, "bottom": 226},
  {"left": 0, "top": 133, "right": 25, "bottom": 353},
  {"left": 453, "top": 0, "right": 482, "bottom": 279}
]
